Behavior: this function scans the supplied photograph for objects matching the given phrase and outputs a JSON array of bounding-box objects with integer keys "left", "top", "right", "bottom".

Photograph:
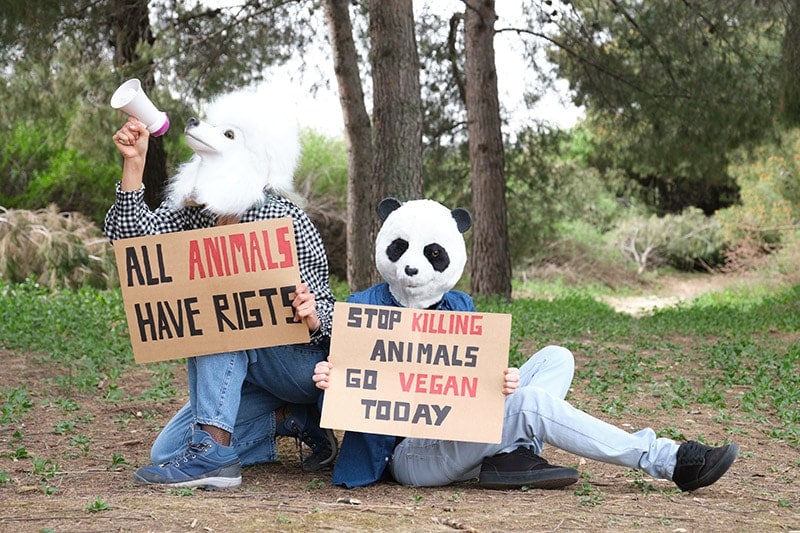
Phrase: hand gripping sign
[
  {"left": 113, "top": 218, "right": 309, "bottom": 363},
  {"left": 321, "top": 302, "right": 512, "bottom": 443}
]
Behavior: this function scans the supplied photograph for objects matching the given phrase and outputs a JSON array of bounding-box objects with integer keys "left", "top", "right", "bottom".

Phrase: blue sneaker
[{"left": 134, "top": 429, "right": 242, "bottom": 489}]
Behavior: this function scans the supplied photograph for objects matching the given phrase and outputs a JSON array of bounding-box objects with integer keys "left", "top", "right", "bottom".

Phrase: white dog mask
[{"left": 166, "top": 87, "right": 301, "bottom": 216}]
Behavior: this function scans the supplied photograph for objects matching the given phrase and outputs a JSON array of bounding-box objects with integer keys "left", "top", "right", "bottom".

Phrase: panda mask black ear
[
  {"left": 451, "top": 208, "right": 472, "bottom": 234},
  {"left": 377, "top": 197, "right": 402, "bottom": 221},
  {"left": 379, "top": 197, "right": 472, "bottom": 234}
]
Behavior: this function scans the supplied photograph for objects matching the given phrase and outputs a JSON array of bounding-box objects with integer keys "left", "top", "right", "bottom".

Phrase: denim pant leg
[
  {"left": 150, "top": 381, "right": 279, "bottom": 466},
  {"left": 391, "top": 345, "right": 678, "bottom": 486},
  {"left": 391, "top": 345, "right": 575, "bottom": 486},
  {"left": 187, "top": 350, "right": 250, "bottom": 433},
  {"left": 245, "top": 342, "right": 329, "bottom": 404}
]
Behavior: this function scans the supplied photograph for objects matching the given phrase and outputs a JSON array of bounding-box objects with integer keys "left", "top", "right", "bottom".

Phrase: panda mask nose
[{"left": 404, "top": 265, "right": 418, "bottom": 276}]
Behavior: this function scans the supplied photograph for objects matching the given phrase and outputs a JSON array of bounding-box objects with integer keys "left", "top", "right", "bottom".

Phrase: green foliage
[
  {"left": 548, "top": 1, "right": 784, "bottom": 213},
  {"left": 85, "top": 498, "right": 111, "bottom": 512},
  {"left": 296, "top": 129, "right": 349, "bottom": 207},
  {"left": 1, "top": 386, "right": 33, "bottom": 424},
  {"left": 0, "top": 279, "right": 132, "bottom": 390},
  {"left": 717, "top": 128, "right": 800, "bottom": 247}
]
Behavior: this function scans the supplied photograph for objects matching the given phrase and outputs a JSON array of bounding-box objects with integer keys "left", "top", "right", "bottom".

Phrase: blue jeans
[
  {"left": 150, "top": 341, "right": 328, "bottom": 466},
  {"left": 389, "top": 345, "right": 680, "bottom": 486}
]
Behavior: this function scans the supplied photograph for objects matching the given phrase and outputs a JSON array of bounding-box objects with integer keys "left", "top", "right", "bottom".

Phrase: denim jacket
[{"left": 331, "top": 282, "right": 476, "bottom": 488}]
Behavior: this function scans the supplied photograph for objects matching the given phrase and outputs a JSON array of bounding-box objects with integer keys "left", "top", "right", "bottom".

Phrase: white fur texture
[
  {"left": 166, "top": 87, "right": 301, "bottom": 216},
  {"left": 375, "top": 199, "right": 467, "bottom": 309}
]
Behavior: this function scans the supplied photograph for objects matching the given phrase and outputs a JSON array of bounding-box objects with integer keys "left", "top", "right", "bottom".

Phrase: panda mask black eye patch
[
  {"left": 386, "top": 238, "right": 409, "bottom": 262},
  {"left": 424, "top": 243, "right": 450, "bottom": 272}
]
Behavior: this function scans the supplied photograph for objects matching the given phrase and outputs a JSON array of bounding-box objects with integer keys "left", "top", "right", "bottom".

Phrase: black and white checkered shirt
[{"left": 104, "top": 184, "right": 334, "bottom": 343}]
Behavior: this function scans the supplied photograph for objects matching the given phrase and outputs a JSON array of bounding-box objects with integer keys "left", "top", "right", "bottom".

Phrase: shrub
[
  {"left": 611, "top": 207, "right": 725, "bottom": 273},
  {"left": 0, "top": 206, "right": 117, "bottom": 289}
]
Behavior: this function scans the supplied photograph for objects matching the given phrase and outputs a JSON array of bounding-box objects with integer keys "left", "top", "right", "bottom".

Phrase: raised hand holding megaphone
[{"left": 110, "top": 79, "right": 170, "bottom": 137}]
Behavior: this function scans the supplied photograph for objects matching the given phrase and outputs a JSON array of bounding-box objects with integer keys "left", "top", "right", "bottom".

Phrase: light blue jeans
[
  {"left": 150, "top": 341, "right": 328, "bottom": 466},
  {"left": 390, "top": 345, "right": 680, "bottom": 486}
]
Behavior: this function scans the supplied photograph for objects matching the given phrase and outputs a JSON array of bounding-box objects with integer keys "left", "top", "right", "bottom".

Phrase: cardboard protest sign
[
  {"left": 321, "top": 302, "right": 511, "bottom": 443},
  {"left": 112, "top": 218, "right": 309, "bottom": 363}
]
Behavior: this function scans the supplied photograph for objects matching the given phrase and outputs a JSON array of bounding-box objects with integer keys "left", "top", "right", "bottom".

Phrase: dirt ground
[{"left": 1, "top": 278, "right": 798, "bottom": 533}]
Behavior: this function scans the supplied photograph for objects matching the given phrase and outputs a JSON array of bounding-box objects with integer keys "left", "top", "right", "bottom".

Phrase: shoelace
[
  {"left": 286, "top": 418, "right": 310, "bottom": 466},
  {"left": 168, "top": 441, "right": 210, "bottom": 467},
  {"left": 514, "top": 447, "right": 548, "bottom": 465},
  {"left": 677, "top": 441, "right": 706, "bottom": 466}
]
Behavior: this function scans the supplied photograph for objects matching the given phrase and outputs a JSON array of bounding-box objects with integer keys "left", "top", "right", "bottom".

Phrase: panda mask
[{"left": 375, "top": 198, "right": 472, "bottom": 309}]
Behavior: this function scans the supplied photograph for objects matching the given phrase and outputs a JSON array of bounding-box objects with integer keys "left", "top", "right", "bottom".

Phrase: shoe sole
[
  {"left": 677, "top": 443, "right": 739, "bottom": 491},
  {"left": 134, "top": 472, "right": 242, "bottom": 489},
  {"left": 478, "top": 467, "right": 579, "bottom": 490}
]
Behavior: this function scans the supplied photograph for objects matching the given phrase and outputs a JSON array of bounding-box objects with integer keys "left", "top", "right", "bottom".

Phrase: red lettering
[
  {"left": 228, "top": 233, "right": 248, "bottom": 274},
  {"left": 261, "top": 230, "right": 279, "bottom": 269},
  {"left": 203, "top": 237, "right": 225, "bottom": 277},
  {"left": 249, "top": 231, "right": 266, "bottom": 271},
  {"left": 188, "top": 240, "right": 205, "bottom": 280},
  {"left": 411, "top": 312, "right": 424, "bottom": 332},
  {"left": 398, "top": 372, "right": 478, "bottom": 397},
  {"left": 399, "top": 372, "right": 414, "bottom": 392},
  {"left": 276, "top": 226, "right": 294, "bottom": 267},
  {"left": 415, "top": 373, "right": 428, "bottom": 393},
  {"left": 470, "top": 315, "right": 483, "bottom": 335}
]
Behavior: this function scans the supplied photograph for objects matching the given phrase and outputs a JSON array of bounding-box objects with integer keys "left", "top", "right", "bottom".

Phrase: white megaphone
[{"left": 110, "top": 79, "right": 170, "bottom": 137}]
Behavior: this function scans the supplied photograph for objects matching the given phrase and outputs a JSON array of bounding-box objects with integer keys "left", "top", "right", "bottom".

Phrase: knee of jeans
[
  {"left": 543, "top": 345, "right": 575, "bottom": 373},
  {"left": 505, "top": 385, "right": 550, "bottom": 412}
]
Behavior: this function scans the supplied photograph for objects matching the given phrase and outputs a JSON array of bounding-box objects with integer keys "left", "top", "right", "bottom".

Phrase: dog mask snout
[{"left": 186, "top": 117, "right": 200, "bottom": 129}]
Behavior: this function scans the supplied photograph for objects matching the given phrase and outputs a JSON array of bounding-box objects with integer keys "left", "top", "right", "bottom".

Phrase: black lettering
[
  {"left": 134, "top": 298, "right": 203, "bottom": 341},
  {"left": 376, "top": 400, "right": 391, "bottom": 420},
  {"left": 238, "top": 290, "right": 262, "bottom": 328},
  {"left": 465, "top": 346, "right": 478, "bottom": 367},
  {"left": 258, "top": 287, "right": 279, "bottom": 325},
  {"left": 280, "top": 285, "right": 295, "bottom": 325},
  {"left": 370, "top": 339, "right": 387, "bottom": 362},
  {"left": 213, "top": 293, "right": 238, "bottom": 331},
  {"left": 347, "top": 306, "right": 362, "bottom": 328},
  {"left": 124, "top": 246, "right": 145, "bottom": 287},
  {"left": 363, "top": 307, "right": 378, "bottom": 328},
  {"left": 432, "top": 404, "right": 451, "bottom": 426},
  {"left": 361, "top": 398, "right": 377, "bottom": 419},
  {"left": 134, "top": 302, "right": 156, "bottom": 341},
  {"left": 412, "top": 403, "right": 432, "bottom": 425},
  {"left": 154, "top": 244, "right": 173, "bottom": 283},
  {"left": 394, "top": 401, "right": 410, "bottom": 421}
]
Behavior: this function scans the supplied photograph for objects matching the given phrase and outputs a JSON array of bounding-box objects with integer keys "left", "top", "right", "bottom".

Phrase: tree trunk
[
  {"left": 109, "top": 0, "right": 167, "bottom": 210},
  {"left": 780, "top": 0, "right": 800, "bottom": 126},
  {"left": 322, "top": 0, "right": 378, "bottom": 292},
  {"left": 464, "top": 0, "right": 511, "bottom": 300},
  {"left": 369, "top": 0, "right": 424, "bottom": 202}
]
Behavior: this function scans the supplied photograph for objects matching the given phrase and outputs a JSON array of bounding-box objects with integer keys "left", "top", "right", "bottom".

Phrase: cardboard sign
[
  {"left": 321, "top": 302, "right": 511, "bottom": 443},
  {"left": 112, "top": 218, "right": 310, "bottom": 363}
]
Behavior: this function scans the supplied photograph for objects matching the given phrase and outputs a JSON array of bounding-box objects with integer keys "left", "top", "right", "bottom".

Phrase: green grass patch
[{"left": 1, "top": 278, "right": 797, "bottom": 444}]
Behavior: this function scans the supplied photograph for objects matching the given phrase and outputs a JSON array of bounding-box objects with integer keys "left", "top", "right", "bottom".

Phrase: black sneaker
[
  {"left": 673, "top": 440, "right": 739, "bottom": 491},
  {"left": 478, "top": 447, "right": 579, "bottom": 490},
  {"left": 278, "top": 405, "right": 338, "bottom": 472}
]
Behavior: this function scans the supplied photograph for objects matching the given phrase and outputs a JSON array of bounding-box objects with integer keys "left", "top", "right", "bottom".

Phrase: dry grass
[{"left": 0, "top": 205, "right": 116, "bottom": 289}]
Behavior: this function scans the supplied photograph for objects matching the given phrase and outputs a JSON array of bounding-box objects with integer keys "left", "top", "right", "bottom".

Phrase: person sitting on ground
[{"left": 312, "top": 197, "right": 739, "bottom": 491}]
